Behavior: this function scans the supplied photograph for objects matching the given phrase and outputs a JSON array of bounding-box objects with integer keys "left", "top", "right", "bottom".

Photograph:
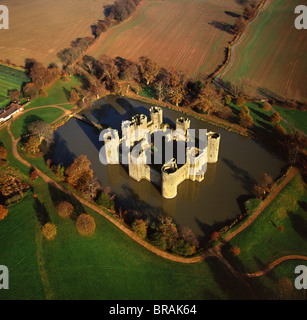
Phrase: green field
[
  {"left": 221, "top": 173, "right": 307, "bottom": 299},
  {"left": 0, "top": 64, "right": 30, "bottom": 102},
  {"left": 221, "top": 0, "right": 307, "bottom": 104}
]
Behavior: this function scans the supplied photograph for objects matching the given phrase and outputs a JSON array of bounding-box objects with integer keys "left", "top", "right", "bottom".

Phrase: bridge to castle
[{"left": 73, "top": 113, "right": 102, "bottom": 130}]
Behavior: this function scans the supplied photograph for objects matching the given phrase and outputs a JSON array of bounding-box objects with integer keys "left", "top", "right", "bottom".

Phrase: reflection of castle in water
[{"left": 101, "top": 107, "right": 220, "bottom": 199}]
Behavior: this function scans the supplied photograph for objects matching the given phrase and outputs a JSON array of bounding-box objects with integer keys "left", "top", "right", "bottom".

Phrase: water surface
[{"left": 53, "top": 96, "right": 286, "bottom": 241}]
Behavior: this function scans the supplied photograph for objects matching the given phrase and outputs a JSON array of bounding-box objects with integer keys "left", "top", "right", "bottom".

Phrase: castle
[{"left": 101, "top": 106, "right": 220, "bottom": 199}]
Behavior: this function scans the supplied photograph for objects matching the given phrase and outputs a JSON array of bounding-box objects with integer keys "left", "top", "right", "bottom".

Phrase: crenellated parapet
[{"left": 103, "top": 107, "right": 221, "bottom": 198}]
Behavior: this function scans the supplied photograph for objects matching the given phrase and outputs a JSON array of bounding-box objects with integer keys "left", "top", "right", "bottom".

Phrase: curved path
[
  {"left": 244, "top": 255, "right": 307, "bottom": 278},
  {"left": 6, "top": 113, "right": 212, "bottom": 264},
  {"left": 4, "top": 105, "right": 307, "bottom": 274}
]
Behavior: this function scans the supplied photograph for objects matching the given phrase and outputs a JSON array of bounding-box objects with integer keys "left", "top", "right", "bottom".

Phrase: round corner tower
[
  {"left": 207, "top": 132, "right": 220, "bottom": 164},
  {"left": 161, "top": 159, "right": 178, "bottom": 199}
]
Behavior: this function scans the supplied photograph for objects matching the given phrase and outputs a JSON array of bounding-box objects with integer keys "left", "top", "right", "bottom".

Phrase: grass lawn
[
  {"left": 0, "top": 173, "right": 234, "bottom": 300},
  {"left": 25, "top": 76, "right": 83, "bottom": 109},
  {"left": 228, "top": 101, "right": 293, "bottom": 134},
  {"left": 10, "top": 107, "right": 65, "bottom": 139},
  {"left": 221, "top": 173, "right": 307, "bottom": 275},
  {"left": 272, "top": 105, "right": 307, "bottom": 135}
]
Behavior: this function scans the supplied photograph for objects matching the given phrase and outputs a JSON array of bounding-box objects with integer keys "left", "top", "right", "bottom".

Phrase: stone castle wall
[{"left": 105, "top": 106, "right": 220, "bottom": 199}]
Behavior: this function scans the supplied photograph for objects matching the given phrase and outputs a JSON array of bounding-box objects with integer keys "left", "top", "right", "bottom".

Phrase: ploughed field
[
  {"left": 89, "top": 0, "right": 243, "bottom": 77},
  {"left": 221, "top": 0, "right": 307, "bottom": 104},
  {"left": 0, "top": 0, "right": 113, "bottom": 66}
]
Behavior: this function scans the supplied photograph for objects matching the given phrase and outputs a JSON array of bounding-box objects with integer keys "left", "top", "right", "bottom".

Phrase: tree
[
  {"left": 23, "top": 82, "right": 39, "bottom": 100},
  {"left": 42, "top": 222, "right": 57, "bottom": 240},
  {"left": 25, "top": 135, "right": 41, "bottom": 154},
  {"left": 270, "top": 112, "right": 281, "bottom": 124},
  {"left": 57, "top": 201, "right": 74, "bottom": 219},
  {"left": 30, "top": 168, "right": 38, "bottom": 180},
  {"left": 28, "top": 121, "right": 54, "bottom": 145},
  {"left": 232, "top": 17, "right": 247, "bottom": 35},
  {"left": 76, "top": 213, "right": 96, "bottom": 236},
  {"left": 98, "top": 55, "right": 120, "bottom": 91},
  {"left": 238, "top": 106, "right": 253, "bottom": 128},
  {"left": 0, "top": 205, "right": 8, "bottom": 220},
  {"left": 65, "top": 155, "right": 94, "bottom": 191},
  {"left": 152, "top": 216, "right": 179, "bottom": 250},
  {"left": 180, "top": 226, "right": 200, "bottom": 248},
  {"left": 139, "top": 56, "right": 159, "bottom": 85},
  {"left": 131, "top": 218, "right": 148, "bottom": 239},
  {"left": 253, "top": 173, "right": 274, "bottom": 199},
  {"left": 263, "top": 102, "right": 271, "bottom": 111},
  {"left": 9, "top": 89, "right": 21, "bottom": 102},
  {"left": 57, "top": 47, "right": 80, "bottom": 66},
  {"left": 96, "top": 190, "right": 115, "bottom": 210},
  {"left": 243, "top": 5, "right": 257, "bottom": 20},
  {"left": 82, "top": 177, "right": 102, "bottom": 200},
  {"left": 231, "top": 246, "right": 241, "bottom": 256},
  {"left": 0, "top": 146, "right": 7, "bottom": 160},
  {"left": 236, "top": 95, "right": 246, "bottom": 106},
  {"left": 194, "top": 83, "right": 223, "bottom": 114},
  {"left": 210, "top": 231, "right": 219, "bottom": 242},
  {"left": 0, "top": 168, "right": 29, "bottom": 198},
  {"left": 69, "top": 89, "right": 80, "bottom": 104},
  {"left": 39, "top": 88, "right": 48, "bottom": 98},
  {"left": 168, "top": 85, "right": 185, "bottom": 107},
  {"left": 30, "top": 62, "right": 60, "bottom": 88}
]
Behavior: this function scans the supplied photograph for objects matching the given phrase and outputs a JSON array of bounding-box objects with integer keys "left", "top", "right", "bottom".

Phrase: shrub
[
  {"left": 76, "top": 213, "right": 96, "bottom": 236},
  {"left": 236, "top": 96, "right": 246, "bottom": 106},
  {"left": 0, "top": 205, "right": 8, "bottom": 220},
  {"left": 42, "top": 222, "right": 57, "bottom": 240},
  {"left": 172, "top": 239, "right": 195, "bottom": 257},
  {"left": 224, "top": 94, "right": 232, "bottom": 105},
  {"left": 96, "top": 191, "right": 115, "bottom": 210},
  {"left": 210, "top": 231, "right": 219, "bottom": 242},
  {"left": 30, "top": 169, "right": 38, "bottom": 180},
  {"left": 270, "top": 112, "right": 281, "bottom": 124},
  {"left": 131, "top": 218, "right": 148, "bottom": 239},
  {"left": 263, "top": 102, "right": 271, "bottom": 111},
  {"left": 57, "top": 201, "right": 74, "bottom": 219},
  {"left": 231, "top": 246, "right": 241, "bottom": 256}
]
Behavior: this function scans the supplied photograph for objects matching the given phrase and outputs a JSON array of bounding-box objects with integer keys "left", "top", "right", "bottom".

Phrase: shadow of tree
[
  {"left": 34, "top": 197, "right": 50, "bottom": 226},
  {"left": 222, "top": 157, "right": 257, "bottom": 194},
  {"left": 288, "top": 211, "right": 307, "bottom": 241},
  {"left": 205, "top": 255, "right": 253, "bottom": 299},
  {"left": 225, "top": 11, "right": 241, "bottom": 18},
  {"left": 21, "top": 114, "right": 43, "bottom": 136},
  {"left": 48, "top": 182, "right": 86, "bottom": 222},
  {"left": 208, "top": 20, "right": 234, "bottom": 34}
]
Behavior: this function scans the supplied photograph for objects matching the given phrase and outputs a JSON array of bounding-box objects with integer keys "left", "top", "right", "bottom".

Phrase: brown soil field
[
  {"left": 0, "top": 0, "right": 112, "bottom": 66},
  {"left": 221, "top": 0, "right": 307, "bottom": 104},
  {"left": 88, "top": 0, "right": 244, "bottom": 77}
]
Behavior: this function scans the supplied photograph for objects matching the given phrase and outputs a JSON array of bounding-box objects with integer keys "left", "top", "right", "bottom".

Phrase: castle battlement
[{"left": 105, "top": 107, "right": 220, "bottom": 199}]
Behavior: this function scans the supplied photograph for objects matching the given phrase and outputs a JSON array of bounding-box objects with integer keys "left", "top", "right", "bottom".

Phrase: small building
[{"left": 0, "top": 104, "right": 24, "bottom": 123}]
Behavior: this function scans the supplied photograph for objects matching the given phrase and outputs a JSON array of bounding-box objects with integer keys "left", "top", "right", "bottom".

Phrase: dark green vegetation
[
  {"left": 222, "top": 173, "right": 307, "bottom": 299},
  {"left": 0, "top": 63, "right": 30, "bottom": 105}
]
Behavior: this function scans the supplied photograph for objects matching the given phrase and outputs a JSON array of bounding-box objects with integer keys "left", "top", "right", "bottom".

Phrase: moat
[{"left": 53, "top": 95, "right": 286, "bottom": 242}]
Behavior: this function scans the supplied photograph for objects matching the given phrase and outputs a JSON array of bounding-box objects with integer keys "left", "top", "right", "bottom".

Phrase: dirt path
[
  {"left": 6, "top": 118, "right": 212, "bottom": 264},
  {"left": 5, "top": 104, "right": 307, "bottom": 277},
  {"left": 244, "top": 255, "right": 307, "bottom": 278}
]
